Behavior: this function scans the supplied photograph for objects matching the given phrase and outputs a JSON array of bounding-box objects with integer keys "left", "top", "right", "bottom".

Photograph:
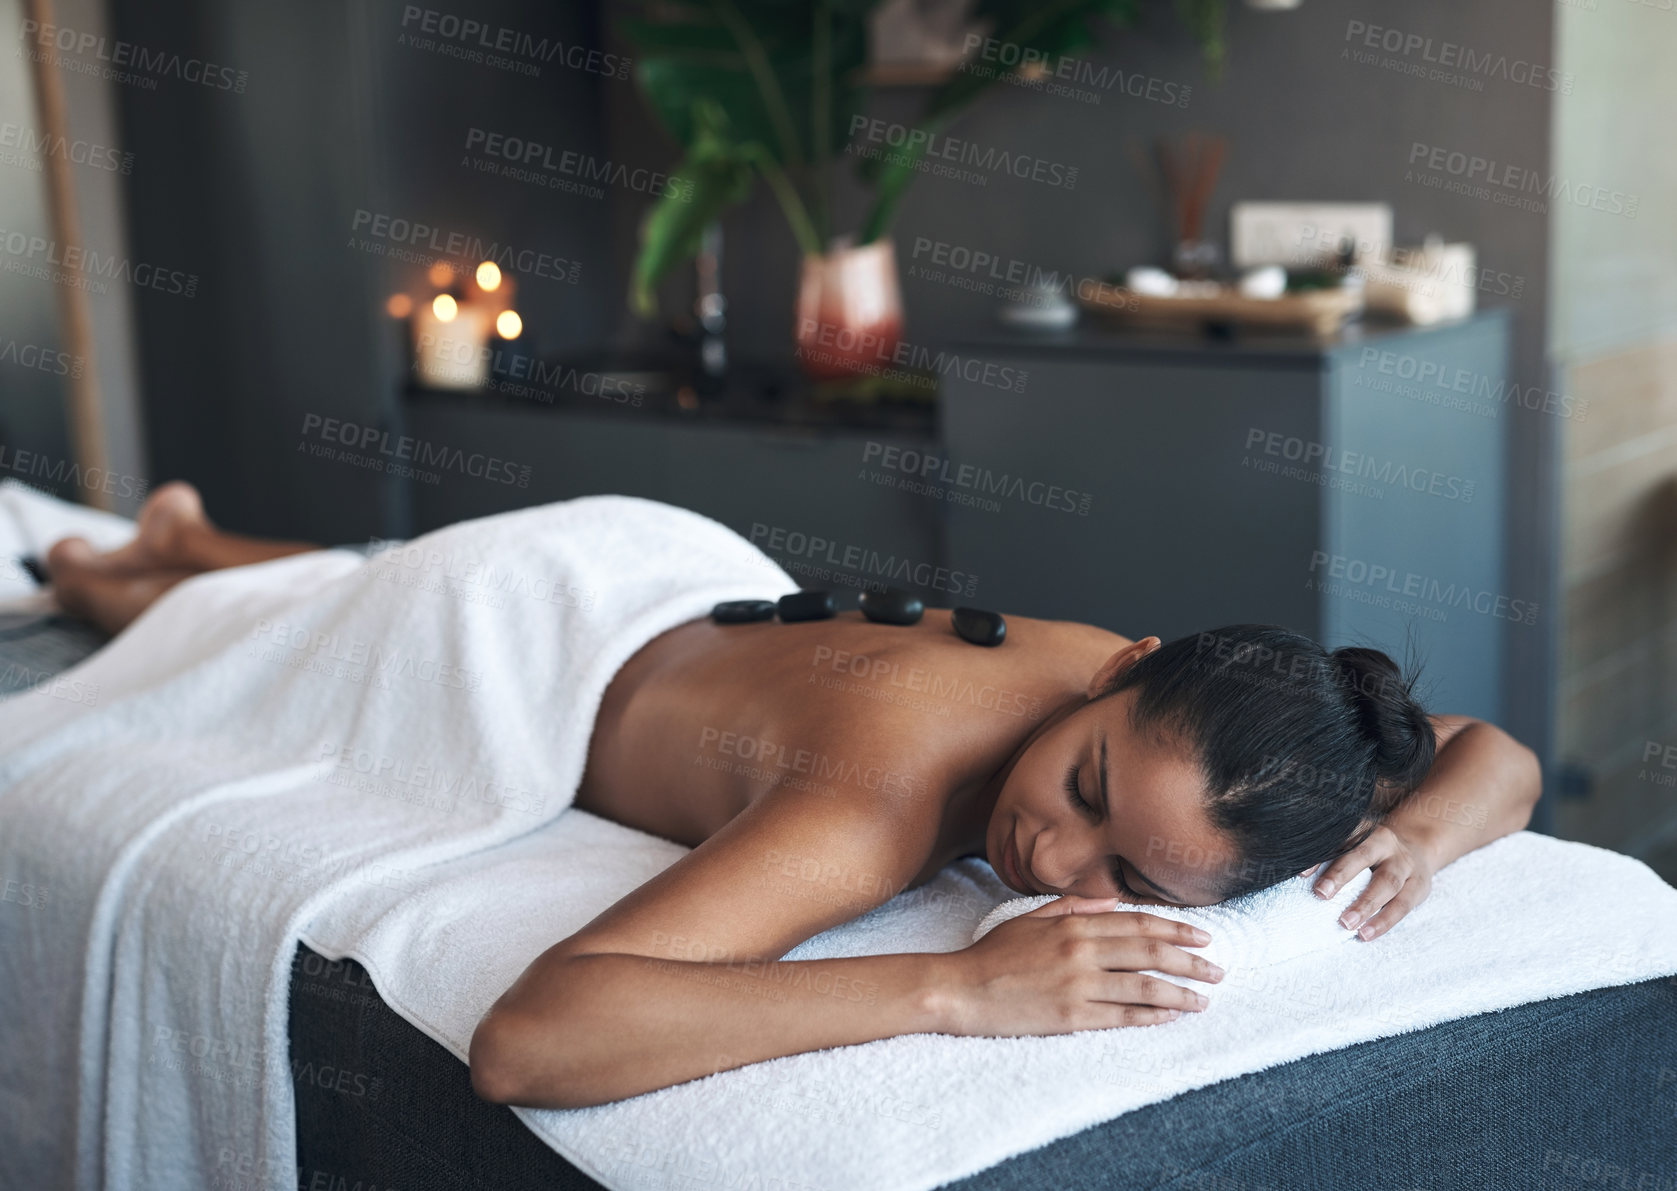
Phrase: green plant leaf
[
  {"left": 624, "top": 1, "right": 866, "bottom": 168},
  {"left": 629, "top": 104, "right": 758, "bottom": 317},
  {"left": 621, "top": 0, "right": 867, "bottom": 295},
  {"left": 1173, "top": 0, "right": 1226, "bottom": 73}
]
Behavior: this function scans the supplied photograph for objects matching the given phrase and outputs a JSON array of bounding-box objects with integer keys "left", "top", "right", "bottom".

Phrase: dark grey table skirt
[{"left": 287, "top": 943, "right": 1677, "bottom": 1191}]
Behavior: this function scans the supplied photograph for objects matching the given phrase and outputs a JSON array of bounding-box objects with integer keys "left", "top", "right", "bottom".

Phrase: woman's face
[{"left": 984, "top": 685, "right": 1239, "bottom": 908}]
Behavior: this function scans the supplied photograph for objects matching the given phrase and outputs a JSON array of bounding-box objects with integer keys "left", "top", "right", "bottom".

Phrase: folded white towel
[
  {"left": 0, "top": 477, "right": 135, "bottom": 602},
  {"left": 971, "top": 866, "right": 1377, "bottom": 984},
  {"left": 0, "top": 477, "right": 135, "bottom": 558}
]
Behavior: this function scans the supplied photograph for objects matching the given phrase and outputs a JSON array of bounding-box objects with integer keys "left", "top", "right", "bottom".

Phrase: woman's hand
[
  {"left": 1310, "top": 825, "right": 1436, "bottom": 941},
  {"left": 942, "top": 896, "right": 1224, "bottom": 1036}
]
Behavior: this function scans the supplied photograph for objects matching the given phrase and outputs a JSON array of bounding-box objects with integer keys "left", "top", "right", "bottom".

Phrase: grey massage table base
[
  {"left": 288, "top": 943, "right": 1677, "bottom": 1191},
  {"left": 5, "top": 605, "right": 1675, "bottom": 1189}
]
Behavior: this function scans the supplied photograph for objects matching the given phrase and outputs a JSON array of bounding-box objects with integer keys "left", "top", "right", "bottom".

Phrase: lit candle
[
  {"left": 394, "top": 261, "right": 521, "bottom": 390},
  {"left": 411, "top": 290, "right": 494, "bottom": 390}
]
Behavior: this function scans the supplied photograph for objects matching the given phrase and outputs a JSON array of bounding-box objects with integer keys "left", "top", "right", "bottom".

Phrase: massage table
[{"left": 5, "top": 610, "right": 1675, "bottom": 1191}]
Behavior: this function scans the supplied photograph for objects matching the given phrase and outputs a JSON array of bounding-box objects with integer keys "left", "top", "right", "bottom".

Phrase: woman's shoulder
[
  {"left": 788, "top": 608, "right": 1118, "bottom": 751},
  {"left": 992, "top": 611, "right": 1132, "bottom": 655}
]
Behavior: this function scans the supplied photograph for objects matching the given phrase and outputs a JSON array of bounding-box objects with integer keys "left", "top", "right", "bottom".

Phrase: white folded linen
[
  {"left": 0, "top": 477, "right": 134, "bottom": 602},
  {"left": 0, "top": 481, "right": 796, "bottom": 1191},
  {"left": 970, "top": 865, "right": 1379, "bottom": 984}
]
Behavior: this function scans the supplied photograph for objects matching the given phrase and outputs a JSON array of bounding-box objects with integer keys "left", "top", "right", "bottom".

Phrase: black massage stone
[
  {"left": 776, "top": 590, "right": 836, "bottom": 622},
  {"left": 18, "top": 556, "right": 48, "bottom": 586},
  {"left": 952, "top": 607, "right": 1006, "bottom": 646},
  {"left": 859, "top": 589, "right": 923, "bottom": 626},
  {"left": 710, "top": 599, "right": 777, "bottom": 624}
]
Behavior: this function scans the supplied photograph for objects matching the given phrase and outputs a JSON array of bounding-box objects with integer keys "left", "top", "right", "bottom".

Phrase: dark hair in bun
[
  {"left": 1327, "top": 646, "right": 1436, "bottom": 810},
  {"left": 1098, "top": 625, "right": 1436, "bottom": 900}
]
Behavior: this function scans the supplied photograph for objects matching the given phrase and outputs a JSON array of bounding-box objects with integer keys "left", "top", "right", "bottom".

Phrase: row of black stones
[{"left": 710, "top": 591, "right": 1006, "bottom": 646}]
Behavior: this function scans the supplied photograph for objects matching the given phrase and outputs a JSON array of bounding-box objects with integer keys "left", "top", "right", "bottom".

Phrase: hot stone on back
[
  {"left": 859, "top": 589, "right": 923, "bottom": 626},
  {"left": 952, "top": 607, "right": 1006, "bottom": 646},
  {"left": 710, "top": 599, "right": 777, "bottom": 624},
  {"left": 776, "top": 590, "right": 837, "bottom": 622}
]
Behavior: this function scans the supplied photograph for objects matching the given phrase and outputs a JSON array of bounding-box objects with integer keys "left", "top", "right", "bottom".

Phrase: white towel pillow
[{"left": 972, "top": 867, "right": 1376, "bottom": 986}]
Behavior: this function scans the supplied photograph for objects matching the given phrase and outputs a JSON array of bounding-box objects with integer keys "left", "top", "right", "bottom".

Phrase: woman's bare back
[{"left": 575, "top": 607, "right": 1131, "bottom": 885}]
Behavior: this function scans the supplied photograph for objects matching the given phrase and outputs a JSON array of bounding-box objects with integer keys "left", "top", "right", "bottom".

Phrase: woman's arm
[
  {"left": 1310, "top": 715, "right": 1541, "bottom": 941},
  {"left": 1381, "top": 716, "right": 1542, "bottom": 874},
  {"left": 472, "top": 939, "right": 957, "bottom": 1108},
  {"left": 470, "top": 780, "right": 1218, "bottom": 1108},
  {"left": 468, "top": 787, "right": 942, "bottom": 1108}
]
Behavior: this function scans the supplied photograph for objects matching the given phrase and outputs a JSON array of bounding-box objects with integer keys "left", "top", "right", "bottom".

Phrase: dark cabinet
[
  {"left": 398, "top": 397, "right": 944, "bottom": 596},
  {"left": 939, "top": 313, "right": 1511, "bottom": 722}
]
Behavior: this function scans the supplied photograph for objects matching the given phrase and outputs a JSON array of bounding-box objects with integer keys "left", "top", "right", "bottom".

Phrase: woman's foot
[
  {"left": 44, "top": 538, "right": 195, "bottom": 636},
  {"left": 40, "top": 480, "right": 318, "bottom": 632},
  {"left": 41, "top": 482, "right": 209, "bottom": 634},
  {"left": 75, "top": 481, "right": 209, "bottom": 573},
  {"left": 133, "top": 480, "right": 207, "bottom": 566}
]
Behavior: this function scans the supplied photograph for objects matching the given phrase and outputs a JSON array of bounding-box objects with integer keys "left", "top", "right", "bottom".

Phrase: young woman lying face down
[{"left": 42, "top": 483, "right": 1543, "bottom": 1110}]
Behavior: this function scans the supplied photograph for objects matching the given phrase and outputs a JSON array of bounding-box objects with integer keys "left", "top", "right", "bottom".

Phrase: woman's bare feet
[
  {"left": 39, "top": 479, "right": 320, "bottom": 634},
  {"left": 41, "top": 482, "right": 212, "bottom": 634},
  {"left": 43, "top": 537, "right": 196, "bottom": 636},
  {"left": 73, "top": 481, "right": 209, "bottom": 573}
]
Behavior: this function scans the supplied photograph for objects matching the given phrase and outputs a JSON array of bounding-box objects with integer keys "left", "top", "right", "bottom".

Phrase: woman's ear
[{"left": 1085, "top": 636, "right": 1162, "bottom": 700}]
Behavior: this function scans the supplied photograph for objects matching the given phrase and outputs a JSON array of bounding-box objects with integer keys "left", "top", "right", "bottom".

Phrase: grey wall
[{"left": 109, "top": 0, "right": 623, "bottom": 540}]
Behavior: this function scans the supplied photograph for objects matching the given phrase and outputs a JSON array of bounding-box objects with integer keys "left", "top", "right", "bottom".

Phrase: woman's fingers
[
  {"left": 1087, "top": 909, "right": 1214, "bottom": 947},
  {"left": 1353, "top": 874, "right": 1430, "bottom": 941},
  {"left": 1351, "top": 892, "right": 1415, "bottom": 941},
  {"left": 1025, "top": 902, "right": 1213, "bottom": 949},
  {"left": 1312, "top": 851, "right": 1370, "bottom": 899},
  {"left": 1043, "top": 910, "right": 1225, "bottom": 981},
  {"left": 1025, "top": 895, "right": 1119, "bottom": 919},
  {"left": 1336, "top": 857, "right": 1411, "bottom": 934},
  {"left": 1311, "top": 825, "right": 1435, "bottom": 939},
  {"left": 1311, "top": 827, "right": 1395, "bottom": 899},
  {"left": 1092, "top": 935, "right": 1226, "bottom": 986},
  {"left": 1086, "top": 1005, "right": 1187, "bottom": 1029},
  {"left": 1091, "top": 971, "right": 1210, "bottom": 1013}
]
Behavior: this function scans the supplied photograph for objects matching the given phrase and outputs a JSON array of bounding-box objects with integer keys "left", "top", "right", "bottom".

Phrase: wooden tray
[{"left": 1079, "top": 284, "right": 1364, "bottom": 335}]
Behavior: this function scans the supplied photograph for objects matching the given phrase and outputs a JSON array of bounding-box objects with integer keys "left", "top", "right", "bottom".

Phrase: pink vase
[{"left": 794, "top": 238, "right": 904, "bottom": 381}]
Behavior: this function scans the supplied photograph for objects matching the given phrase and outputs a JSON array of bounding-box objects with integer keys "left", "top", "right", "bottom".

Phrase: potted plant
[{"left": 622, "top": 0, "right": 1227, "bottom": 379}]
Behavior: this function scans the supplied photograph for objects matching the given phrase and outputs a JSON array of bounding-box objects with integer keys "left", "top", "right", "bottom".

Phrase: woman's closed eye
[
  {"left": 1062, "top": 764, "right": 1144, "bottom": 899},
  {"left": 1062, "top": 763, "right": 1092, "bottom": 814}
]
